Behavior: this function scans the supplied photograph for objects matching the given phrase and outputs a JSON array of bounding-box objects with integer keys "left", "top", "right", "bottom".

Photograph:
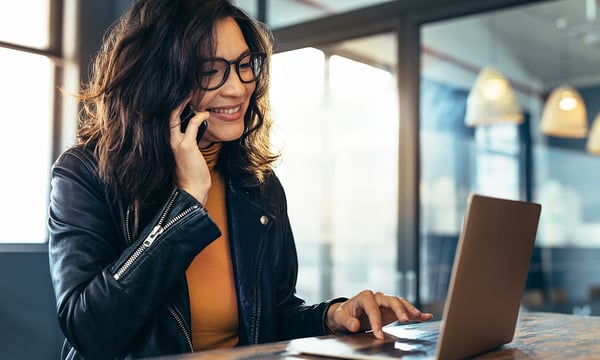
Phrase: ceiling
[
  {"left": 490, "top": 0, "right": 600, "bottom": 88},
  {"left": 255, "top": 0, "right": 600, "bottom": 92}
]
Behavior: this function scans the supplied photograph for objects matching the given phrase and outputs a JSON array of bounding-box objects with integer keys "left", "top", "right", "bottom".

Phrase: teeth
[{"left": 210, "top": 106, "right": 240, "bottom": 114}]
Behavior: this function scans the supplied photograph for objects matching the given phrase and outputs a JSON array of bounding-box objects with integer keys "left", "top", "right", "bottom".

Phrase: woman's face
[{"left": 194, "top": 17, "right": 256, "bottom": 149}]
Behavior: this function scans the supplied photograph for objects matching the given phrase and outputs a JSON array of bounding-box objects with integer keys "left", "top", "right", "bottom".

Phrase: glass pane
[
  {"left": 0, "top": 0, "right": 50, "bottom": 48},
  {"left": 0, "top": 48, "right": 53, "bottom": 243},
  {"left": 420, "top": 0, "right": 600, "bottom": 318},
  {"left": 271, "top": 33, "right": 398, "bottom": 303},
  {"left": 232, "top": 0, "right": 258, "bottom": 20},
  {"left": 266, "top": 0, "right": 391, "bottom": 28}
]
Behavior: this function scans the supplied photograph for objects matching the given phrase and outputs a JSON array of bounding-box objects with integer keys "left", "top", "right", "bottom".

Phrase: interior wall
[{"left": 0, "top": 248, "right": 63, "bottom": 359}]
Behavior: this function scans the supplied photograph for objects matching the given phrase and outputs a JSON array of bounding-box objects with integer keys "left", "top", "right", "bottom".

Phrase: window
[
  {"left": 420, "top": 0, "right": 600, "bottom": 318},
  {"left": 0, "top": 49, "right": 54, "bottom": 243},
  {"left": 0, "top": 1, "right": 50, "bottom": 48},
  {"left": 0, "top": 1, "right": 55, "bottom": 243},
  {"left": 271, "top": 36, "right": 399, "bottom": 303}
]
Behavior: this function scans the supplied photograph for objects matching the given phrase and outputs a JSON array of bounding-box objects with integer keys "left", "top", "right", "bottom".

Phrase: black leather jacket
[{"left": 48, "top": 145, "right": 342, "bottom": 360}]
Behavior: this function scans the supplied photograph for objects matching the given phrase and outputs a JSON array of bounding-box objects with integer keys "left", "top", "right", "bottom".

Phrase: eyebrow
[{"left": 208, "top": 49, "right": 252, "bottom": 62}]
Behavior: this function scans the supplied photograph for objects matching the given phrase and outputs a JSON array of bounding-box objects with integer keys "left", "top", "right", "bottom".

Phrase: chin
[{"left": 214, "top": 131, "right": 245, "bottom": 143}]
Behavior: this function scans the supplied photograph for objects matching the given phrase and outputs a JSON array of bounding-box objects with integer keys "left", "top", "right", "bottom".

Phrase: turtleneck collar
[{"left": 201, "top": 143, "right": 222, "bottom": 171}]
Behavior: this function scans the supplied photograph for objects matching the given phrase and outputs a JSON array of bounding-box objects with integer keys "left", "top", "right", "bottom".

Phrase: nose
[{"left": 220, "top": 64, "right": 246, "bottom": 95}]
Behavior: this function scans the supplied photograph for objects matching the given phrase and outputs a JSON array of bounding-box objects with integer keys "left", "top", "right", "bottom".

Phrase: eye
[
  {"left": 238, "top": 57, "right": 252, "bottom": 71},
  {"left": 200, "top": 68, "right": 218, "bottom": 77},
  {"left": 200, "top": 60, "right": 224, "bottom": 77}
]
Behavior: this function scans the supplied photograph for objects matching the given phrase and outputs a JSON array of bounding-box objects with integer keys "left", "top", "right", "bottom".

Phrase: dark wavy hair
[{"left": 77, "top": 0, "right": 278, "bottom": 211}]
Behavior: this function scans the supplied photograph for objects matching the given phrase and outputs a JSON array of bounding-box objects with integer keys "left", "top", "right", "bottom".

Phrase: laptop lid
[
  {"left": 288, "top": 193, "right": 541, "bottom": 360},
  {"left": 435, "top": 193, "right": 540, "bottom": 359}
]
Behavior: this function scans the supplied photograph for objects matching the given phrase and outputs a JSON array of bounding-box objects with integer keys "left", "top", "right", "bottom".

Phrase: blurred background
[{"left": 2, "top": 0, "right": 600, "bottom": 358}]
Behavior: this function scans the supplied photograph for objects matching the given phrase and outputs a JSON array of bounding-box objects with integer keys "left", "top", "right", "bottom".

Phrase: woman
[{"left": 47, "top": 0, "right": 432, "bottom": 359}]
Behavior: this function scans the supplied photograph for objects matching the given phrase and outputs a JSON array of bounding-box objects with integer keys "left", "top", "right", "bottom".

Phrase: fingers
[
  {"left": 358, "top": 291, "right": 385, "bottom": 339},
  {"left": 169, "top": 101, "right": 190, "bottom": 142},
  {"left": 169, "top": 101, "right": 209, "bottom": 148},
  {"left": 327, "top": 291, "right": 385, "bottom": 339},
  {"left": 168, "top": 100, "right": 212, "bottom": 204},
  {"left": 328, "top": 291, "right": 433, "bottom": 341},
  {"left": 374, "top": 292, "right": 433, "bottom": 322},
  {"left": 384, "top": 296, "right": 434, "bottom": 327}
]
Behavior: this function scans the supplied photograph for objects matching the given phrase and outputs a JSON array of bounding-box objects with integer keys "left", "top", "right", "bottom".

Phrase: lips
[{"left": 208, "top": 105, "right": 241, "bottom": 114}]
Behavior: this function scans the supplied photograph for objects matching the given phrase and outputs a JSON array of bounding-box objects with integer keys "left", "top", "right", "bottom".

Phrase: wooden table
[{"left": 150, "top": 312, "right": 600, "bottom": 359}]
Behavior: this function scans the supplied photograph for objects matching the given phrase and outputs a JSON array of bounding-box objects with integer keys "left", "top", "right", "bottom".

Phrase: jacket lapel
[{"left": 225, "top": 179, "right": 274, "bottom": 345}]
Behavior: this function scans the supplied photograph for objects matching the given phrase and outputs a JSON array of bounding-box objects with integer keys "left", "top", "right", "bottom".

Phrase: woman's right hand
[{"left": 169, "top": 101, "right": 212, "bottom": 205}]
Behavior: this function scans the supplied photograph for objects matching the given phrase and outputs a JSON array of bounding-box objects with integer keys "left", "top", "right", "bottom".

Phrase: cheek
[
  {"left": 243, "top": 84, "right": 256, "bottom": 111},
  {"left": 197, "top": 93, "right": 217, "bottom": 110},
  {"left": 247, "top": 82, "right": 257, "bottom": 97}
]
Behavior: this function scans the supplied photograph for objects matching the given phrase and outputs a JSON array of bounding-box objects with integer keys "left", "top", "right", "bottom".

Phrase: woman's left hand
[{"left": 325, "top": 290, "right": 433, "bottom": 339}]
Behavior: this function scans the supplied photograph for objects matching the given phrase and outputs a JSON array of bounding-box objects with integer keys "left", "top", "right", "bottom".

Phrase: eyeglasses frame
[{"left": 199, "top": 51, "right": 267, "bottom": 91}]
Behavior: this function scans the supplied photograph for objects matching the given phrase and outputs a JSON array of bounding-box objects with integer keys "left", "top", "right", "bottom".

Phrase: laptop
[{"left": 288, "top": 193, "right": 541, "bottom": 360}]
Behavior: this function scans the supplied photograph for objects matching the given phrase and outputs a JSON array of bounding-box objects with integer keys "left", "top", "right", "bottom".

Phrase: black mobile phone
[{"left": 180, "top": 104, "right": 208, "bottom": 143}]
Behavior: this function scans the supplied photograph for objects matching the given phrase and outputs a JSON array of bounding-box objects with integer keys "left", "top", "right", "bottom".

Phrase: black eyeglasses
[{"left": 199, "top": 51, "right": 266, "bottom": 91}]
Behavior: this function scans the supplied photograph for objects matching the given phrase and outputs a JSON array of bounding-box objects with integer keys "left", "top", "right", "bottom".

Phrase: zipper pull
[{"left": 143, "top": 225, "right": 164, "bottom": 247}]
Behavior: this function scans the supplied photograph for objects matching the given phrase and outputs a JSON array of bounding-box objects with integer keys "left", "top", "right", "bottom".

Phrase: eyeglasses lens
[{"left": 200, "top": 53, "right": 265, "bottom": 90}]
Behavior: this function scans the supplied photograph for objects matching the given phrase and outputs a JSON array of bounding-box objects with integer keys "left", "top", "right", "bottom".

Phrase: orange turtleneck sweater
[{"left": 185, "top": 143, "right": 239, "bottom": 351}]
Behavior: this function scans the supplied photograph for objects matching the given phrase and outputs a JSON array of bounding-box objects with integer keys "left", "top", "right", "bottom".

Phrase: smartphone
[{"left": 180, "top": 104, "right": 208, "bottom": 143}]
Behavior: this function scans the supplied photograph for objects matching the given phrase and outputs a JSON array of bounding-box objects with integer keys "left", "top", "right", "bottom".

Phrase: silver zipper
[
  {"left": 167, "top": 304, "right": 194, "bottom": 353},
  {"left": 113, "top": 225, "right": 163, "bottom": 280},
  {"left": 125, "top": 207, "right": 132, "bottom": 244},
  {"left": 252, "top": 243, "right": 267, "bottom": 344},
  {"left": 113, "top": 191, "right": 200, "bottom": 280}
]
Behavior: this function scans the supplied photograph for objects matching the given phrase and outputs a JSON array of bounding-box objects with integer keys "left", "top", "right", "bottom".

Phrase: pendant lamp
[
  {"left": 465, "top": 66, "right": 523, "bottom": 126},
  {"left": 587, "top": 112, "right": 600, "bottom": 154},
  {"left": 539, "top": 85, "right": 588, "bottom": 138}
]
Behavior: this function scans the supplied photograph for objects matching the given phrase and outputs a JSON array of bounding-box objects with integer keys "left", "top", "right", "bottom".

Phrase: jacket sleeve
[
  {"left": 47, "top": 148, "right": 221, "bottom": 360},
  {"left": 264, "top": 173, "right": 348, "bottom": 340}
]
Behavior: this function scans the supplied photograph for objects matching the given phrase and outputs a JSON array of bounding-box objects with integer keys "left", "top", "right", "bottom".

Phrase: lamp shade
[
  {"left": 465, "top": 67, "right": 523, "bottom": 126},
  {"left": 587, "top": 112, "right": 600, "bottom": 154},
  {"left": 540, "top": 85, "right": 588, "bottom": 138}
]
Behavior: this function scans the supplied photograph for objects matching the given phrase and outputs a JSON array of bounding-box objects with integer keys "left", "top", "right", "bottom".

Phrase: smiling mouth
[{"left": 208, "top": 106, "right": 241, "bottom": 114}]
